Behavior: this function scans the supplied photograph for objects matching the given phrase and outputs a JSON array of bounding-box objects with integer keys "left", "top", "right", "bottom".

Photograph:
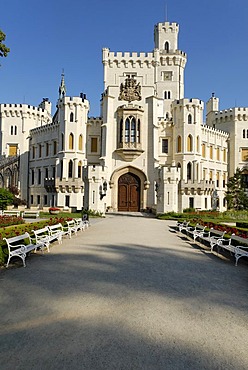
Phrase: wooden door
[{"left": 118, "top": 173, "right": 140, "bottom": 211}]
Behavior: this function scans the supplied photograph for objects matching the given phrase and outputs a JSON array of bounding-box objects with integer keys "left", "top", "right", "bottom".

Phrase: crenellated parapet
[
  {"left": 29, "top": 122, "right": 60, "bottom": 136},
  {"left": 57, "top": 95, "right": 90, "bottom": 109},
  {"left": 201, "top": 124, "right": 230, "bottom": 139},
  {"left": 172, "top": 98, "right": 204, "bottom": 110},
  {"left": 0, "top": 103, "right": 52, "bottom": 123},
  {"left": 213, "top": 107, "right": 248, "bottom": 123}
]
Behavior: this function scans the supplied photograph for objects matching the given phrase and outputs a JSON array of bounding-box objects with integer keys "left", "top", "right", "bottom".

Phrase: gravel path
[{"left": 1, "top": 215, "right": 248, "bottom": 370}]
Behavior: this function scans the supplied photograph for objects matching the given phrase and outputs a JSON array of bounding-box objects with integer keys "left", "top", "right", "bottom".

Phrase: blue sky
[{"left": 1, "top": 0, "right": 248, "bottom": 118}]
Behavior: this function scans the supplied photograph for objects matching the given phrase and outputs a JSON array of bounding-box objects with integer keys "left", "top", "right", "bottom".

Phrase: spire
[{"left": 59, "top": 70, "right": 66, "bottom": 99}]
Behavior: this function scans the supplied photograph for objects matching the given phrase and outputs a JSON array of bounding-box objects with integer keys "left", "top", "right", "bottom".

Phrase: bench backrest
[
  {"left": 32, "top": 227, "right": 49, "bottom": 236},
  {"left": 3, "top": 232, "right": 31, "bottom": 248},
  {"left": 48, "top": 223, "right": 63, "bottom": 231}
]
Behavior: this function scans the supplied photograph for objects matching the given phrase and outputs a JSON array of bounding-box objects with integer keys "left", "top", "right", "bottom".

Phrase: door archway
[{"left": 118, "top": 173, "right": 140, "bottom": 211}]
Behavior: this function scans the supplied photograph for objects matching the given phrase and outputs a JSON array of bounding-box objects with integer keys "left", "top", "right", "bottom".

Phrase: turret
[{"left": 154, "top": 22, "right": 179, "bottom": 52}]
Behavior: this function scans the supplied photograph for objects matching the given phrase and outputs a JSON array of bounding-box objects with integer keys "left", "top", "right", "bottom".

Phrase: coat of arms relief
[{"left": 118, "top": 77, "right": 142, "bottom": 103}]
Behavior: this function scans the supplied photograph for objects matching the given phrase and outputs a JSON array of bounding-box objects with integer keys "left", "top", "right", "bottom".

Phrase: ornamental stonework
[{"left": 118, "top": 77, "right": 141, "bottom": 103}]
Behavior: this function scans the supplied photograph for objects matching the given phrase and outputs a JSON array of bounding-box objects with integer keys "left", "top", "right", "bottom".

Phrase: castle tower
[{"left": 154, "top": 22, "right": 179, "bottom": 51}]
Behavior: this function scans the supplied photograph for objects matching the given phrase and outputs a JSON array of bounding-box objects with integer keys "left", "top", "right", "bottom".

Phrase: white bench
[
  {"left": 32, "top": 226, "right": 52, "bottom": 252},
  {"left": 47, "top": 223, "right": 69, "bottom": 243},
  {"left": 65, "top": 220, "right": 78, "bottom": 238},
  {"left": 176, "top": 220, "right": 190, "bottom": 232},
  {"left": 3, "top": 210, "right": 21, "bottom": 217},
  {"left": 215, "top": 234, "right": 248, "bottom": 266},
  {"left": 3, "top": 232, "right": 39, "bottom": 267},
  {"left": 22, "top": 210, "right": 40, "bottom": 218},
  {"left": 82, "top": 214, "right": 90, "bottom": 228},
  {"left": 74, "top": 218, "right": 86, "bottom": 232},
  {"left": 187, "top": 224, "right": 207, "bottom": 242}
]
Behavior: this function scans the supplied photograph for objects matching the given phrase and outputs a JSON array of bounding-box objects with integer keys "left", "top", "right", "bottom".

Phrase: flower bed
[{"left": 0, "top": 215, "right": 25, "bottom": 227}]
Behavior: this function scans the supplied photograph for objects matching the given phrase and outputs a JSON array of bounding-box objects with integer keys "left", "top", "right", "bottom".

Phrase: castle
[{"left": 0, "top": 21, "right": 247, "bottom": 213}]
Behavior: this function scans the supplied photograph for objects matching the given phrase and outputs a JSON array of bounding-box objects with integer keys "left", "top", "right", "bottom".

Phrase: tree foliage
[
  {"left": 225, "top": 168, "right": 248, "bottom": 210},
  {"left": 0, "top": 30, "right": 10, "bottom": 58},
  {"left": 0, "top": 188, "right": 14, "bottom": 210}
]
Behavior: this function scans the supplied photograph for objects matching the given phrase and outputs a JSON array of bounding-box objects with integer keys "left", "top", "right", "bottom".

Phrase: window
[
  {"left": 46, "top": 143, "right": 49, "bottom": 156},
  {"left": 31, "top": 169, "right": 34, "bottom": 185},
  {"left": 216, "top": 172, "right": 219, "bottom": 188},
  {"left": 61, "top": 133, "right": 64, "bottom": 151},
  {"left": 53, "top": 141, "right": 57, "bottom": 155},
  {"left": 205, "top": 198, "right": 208, "bottom": 209},
  {"left": 78, "top": 135, "right": 83, "bottom": 150},
  {"left": 15, "top": 126, "right": 17, "bottom": 135},
  {"left": 188, "top": 114, "right": 192, "bottom": 124},
  {"left": 78, "top": 161, "right": 82, "bottom": 178},
  {"left": 131, "top": 119, "right": 136, "bottom": 143},
  {"left": 65, "top": 195, "right": 70, "bottom": 207},
  {"left": 38, "top": 169, "right": 41, "bottom": 184},
  {"left": 9, "top": 145, "right": 18, "bottom": 156},
  {"left": 164, "top": 41, "right": 169, "bottom": 51},
  {"left": 187, "top": 162, "right": 192, "bottom": 180},
  {"left": 189, "top": 197, "right": 194, "bottom": 209},
  {"left": 202, "top": 143, "right": 206, "bottom": 158},
  {"left": 177, "top": 136, "right": 182, "bottom": 152},
  {"left": 137, "top": 119, "right": 140, "bottom": 143},
  {"left": 37, "top": 195, "right": 40, "bottom": 205},
  {"left": 44, "top": 195, "right": 48, "bottom": 205},
  {"left": 164, "top": 91, "right": 171, "bottom": 99},
  {"left": 210, "top": 146, "right": 213, "bottom": 159},
  {"left": 30, "top": 195, "right": 33, "bottom": 204},
  {"left": 243, "top": 129, "right": 246, "bottom": 138},
  {"left": 10, "top": 126, "right": 13, "bottom": 135},
  {"left": 68, "top": 160, "right": 73, "bottom": 178},
  {"left": 162, "top": 139, "right": 168, "bottom": 153},
  {"left": 32, "top": 146, "right": 36, "bottom": 159},
  {"left": 45, "top": 168, "right": 49, "bottom": 179},
  {"left": 242, "top": 149, "right": 248, "bottom": 161},
  {"left": 196, "top": 136, "right": 200, "bottom": 152},
  {"left": 223, "top": 173, "right": 226, "bottom": 187},
  {"left": 69, "top": 133, "right": 74, "bottom": 149},
  {"left": 216, "top": 147, "right": 220, "bottom": 161},
  {"left": 125, "top": 118, "right": 130, "bottom": 143},
  {"left": 120, "top": 119, "right": 123, "bottom": 142},
  {"left": 223, "top": 148, "right": 227, "bottom": 162},
  {"left": 209, "top": 170, "right": 213, "bottom": 182},
  {"left": 52, "top": 166, "right": 55, "bottom": 178},
  {"left": 39, "top": 144, "right": 42, "bottom": 158},
  {"left": 187, "top": 135, "right": 193, "bottom": 152},
  {"left": 91, "top": 137, "right": 98, "bottom": 153},
  {"left": 203, "top": 169, "right": 206, "bottom": 180},
  {"left": 70, "top": 112, "right": 74, "bottom": 122}
]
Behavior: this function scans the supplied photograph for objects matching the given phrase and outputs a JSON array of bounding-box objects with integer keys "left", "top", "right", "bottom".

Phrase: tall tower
[{"left": 153, "top": 22, "right": 187, "bottom": 117}]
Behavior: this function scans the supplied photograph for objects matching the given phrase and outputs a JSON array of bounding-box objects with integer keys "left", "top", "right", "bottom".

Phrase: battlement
[
  {"left": 213, "top": 107, "right": 248, "bottom": 123},
  {"left": 0, "top": 103, "right": 52, "bottom": 121},
  {"left": 172, "top": 98, "right": 204, "bottom": 109},
  {"left": 103, "top": 48, "right": 154, "bottom": 62},
  {"left": 155, "top": 22, "right": 179, "bottom": 33},
  {"left": 29, "top": 122, "right": 60, "bottom": 135},
  {"left": 57, "top": 95, "right": 90, "bottom": 108},
  {"left": 201, "top": 124, "right": 229, "bottom": 138}
]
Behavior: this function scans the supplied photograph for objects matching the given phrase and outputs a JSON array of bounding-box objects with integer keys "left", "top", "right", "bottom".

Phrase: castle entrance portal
[{"left": 118, "top": 173, "right": 140, "bottom": 212}]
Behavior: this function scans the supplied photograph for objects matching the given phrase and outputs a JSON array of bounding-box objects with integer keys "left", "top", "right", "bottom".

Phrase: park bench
[
  {"left": 47, "top": 223, "right": 69, "bottom": 243},
  {"left": 176, "top": 220, "right": 190, "bottom": 233},
  {"left": 187, "top": 224, "right": 207, "bottom": 242},
  {"left": 82, "top": 214, "right": 90, "bottom": 228},
  {"left": 74, "top": 218, "right": 86, "bottom": 232},
  {"left": 215, "top": 234, "right": 248, "bottom": 266},
  {"left": 3, "top": 210, "right": 21, "bottom": 217},
  {"left": 22, "top": 210, "right": 40, "bottom": 218},
  {"left": 3, "top": 232, "right": 40, "bottom": 267},
  {"left": 65, "top": 220, "right": 78, "bottom": 238},
  {"left": 32, "top": 226, "right": 53, "bottom": 252}
]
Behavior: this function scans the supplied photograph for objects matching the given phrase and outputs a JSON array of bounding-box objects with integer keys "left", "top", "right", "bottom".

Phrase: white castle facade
[{"left": 0, "top": 21, "right": 247, "bottom": 213}]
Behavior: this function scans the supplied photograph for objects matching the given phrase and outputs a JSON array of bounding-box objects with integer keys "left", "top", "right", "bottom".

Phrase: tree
[
  {"left": 0, "top": 188, "right": 14, "bottom": 210},
  {"left": 225, "top": 168, "right": 248, "bottom": 210},
  {"left": 0, "top": 30, "right": 10, "bottom": 58}
]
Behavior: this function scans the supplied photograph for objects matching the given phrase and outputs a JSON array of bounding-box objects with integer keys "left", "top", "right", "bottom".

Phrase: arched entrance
[{"left": 118, "top": 173, "right": 140, "bottom": 211}]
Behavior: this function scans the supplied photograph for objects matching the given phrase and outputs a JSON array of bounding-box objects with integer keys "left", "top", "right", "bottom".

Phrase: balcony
[
  {"left": 115, "top": 142, "right": 144, "bottom": 162},
  {"left": 44, "top": 178, "right": 55, "bottom": 192},
  {"left": 180, "top": 180, "right": 215, "bottom": 195}
]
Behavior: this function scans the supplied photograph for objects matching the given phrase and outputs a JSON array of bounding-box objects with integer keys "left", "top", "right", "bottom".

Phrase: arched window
[
  {"left": 216, "top": 147, "right": 220, "bottom": 161},
  {"left": 78, "top": 135, "right": 83, "bottom": 150},
  {"left": 164, "top": 41, "right": 169, "bottom": 52},
  {"left": 202, "top": 143, "right": 206, "bottom": 158},
  {"left": 131, "top": 118, "right": 136, "bottom": 143},
  {"left": 177, "top": 162, "right": 181, "bottom": 169},
  {"left": 125, "top": 117, "right": 130, "bottom": 143},
  {"left": 69, "top": 133, "right": 74, "bottom": 149},
  {"left": 164, "top": 91, "right": 171, "bottom": 100},
  {"left": 68, "top": 160, "right": 73, "bottom": 178},
  {"left": 177, "top": 136, "right": 182, "bottom": 152},
  {"left": 243, "top": 129, "right": 246, "bottom": 138},
  {"left": 188, "top": 114, "right": 192, "bottom": 124},
  {"left": 210, "top": 145, "right": 213, "bottom": 159},
  {"left": 187, "top": 135, "right": 193, "bottom": 152},
  {"left": 187, "top": 162, "right": 192, "bottom": 180},
  {"left": 196, "top": 136, "right": 200, "bottom": 152},
  {"left": 137, "top": 119, "right": 140, "bottom": 143},
  {"left": 78, "top": 161, "right": 82, "bottom": 178},
  {"left": 70, "top": 112, "right": 74, "bottom": 122}
]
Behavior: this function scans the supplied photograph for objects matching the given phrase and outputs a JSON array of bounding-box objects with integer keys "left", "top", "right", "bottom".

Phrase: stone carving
[{"left": 118, "top": 78, "right": 141, "bottom": 103}]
